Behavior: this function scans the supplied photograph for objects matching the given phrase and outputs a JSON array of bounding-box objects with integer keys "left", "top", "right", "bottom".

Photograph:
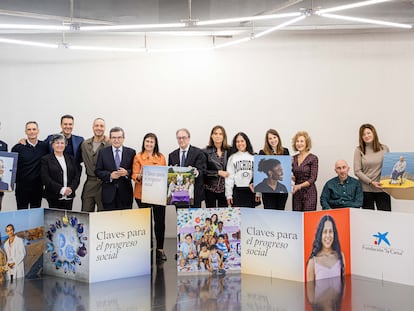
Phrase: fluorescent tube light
[
  {"left": 253, "top": 15, "right": 306, "bottom": 39},
  {"left": 68, "top": 45, "right": 146, "bottom": 52},
  {"left": 149, "top": 47, "right": 210, "bottom": 53},
  {"left": 197, "top": 12, "right": 302, "bottom": 26},
  {"left": 0, "top": 24, "right": 70, "bottom": 31},
  {"left": 213, "top": 37, "right": 251, "bottom": 49},
  {"left": 320, "top": 13, "right": 412, "bottom": 29},
  {"left": 80, "top": 23, "right": 186, "bottom": 31},
  {"left": 0, "top": 37, "right": 58, "bottom": 48},
  {"left": 317, "top": 0, "right": 391, "bottom": 14}
]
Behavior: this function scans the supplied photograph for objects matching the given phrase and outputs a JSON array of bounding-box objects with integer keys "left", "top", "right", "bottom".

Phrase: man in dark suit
[
  {"left": 168, "top": 128, "right": 206, "bottom": 208},
  {"left": 95, "top": 127, "right": 136, "bottom": 210}
]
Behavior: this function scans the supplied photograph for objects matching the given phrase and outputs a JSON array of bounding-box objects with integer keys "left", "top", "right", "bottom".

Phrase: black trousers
[
  {"left": 262, "top": 193, "right": 288, "bottom": 210},
  {"left": 362, "top": 191, "right": 391, "bottom": 211},
  {"left": 46, "top": 198, "right": 73, "bottom": 210},
  {"left": 233, "top": 187, "right": 255, "bottom": 208},
  {"left": 15, "top": 182, "right": 43, "bottom": 209},
  {"left": 103, "top": 188, "right": 132, "bottom": 210},
  {"left": 136, "top": 199, "right": 166, "bottom": 249},
  {"left": 205, "top": 190, "right": 227, "bottom": 208}
]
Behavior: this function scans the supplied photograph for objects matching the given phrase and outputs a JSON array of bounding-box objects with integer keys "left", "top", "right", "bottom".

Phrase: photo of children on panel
[
  {"left": 177, "top": 207, "right": 241, "bottom": 274},
  {"left": 167, "top": 166, "right": 196, "bottom": 206},
  {"left": 253, "top": 155, "right": 292, "bottom": 193},
  {"left": 381, "top": 152, "right": 414, "bottom": 188}
]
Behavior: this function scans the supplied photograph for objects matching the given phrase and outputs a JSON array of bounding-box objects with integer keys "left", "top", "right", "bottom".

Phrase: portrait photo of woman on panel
[{"left": 306, "top": 215, "right": 345, "bottom": 282}]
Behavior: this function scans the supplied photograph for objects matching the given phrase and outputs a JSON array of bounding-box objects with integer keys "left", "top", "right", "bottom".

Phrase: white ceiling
[
  {"left": 1, "top": 0, "right": 414, "bottom": 32},
  {"left": 0, "top": 0, "right": 413, "bottom": 62}
]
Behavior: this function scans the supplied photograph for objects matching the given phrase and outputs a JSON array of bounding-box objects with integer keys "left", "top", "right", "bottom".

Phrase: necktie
[
  {"left": 115, "top": 148, "right": 121, "bottom": 169},
  {"left": 181, "top": 150, "right": 186, "bottom": 167}
]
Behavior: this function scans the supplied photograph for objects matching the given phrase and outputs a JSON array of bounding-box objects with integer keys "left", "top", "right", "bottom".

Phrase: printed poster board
[
  {"left": 253, "top": 155, "right": 292, "bottom": 193},
  {"left": 0, "top": 151, "right": 18, "bottom": 192},
  {"left": 381, "top": 152, "right": 414, "bottom": 199}
]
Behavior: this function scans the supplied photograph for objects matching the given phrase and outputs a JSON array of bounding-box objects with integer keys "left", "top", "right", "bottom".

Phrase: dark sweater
[{"left": 12, "top": 140, "right": 49, "bottom": 183}]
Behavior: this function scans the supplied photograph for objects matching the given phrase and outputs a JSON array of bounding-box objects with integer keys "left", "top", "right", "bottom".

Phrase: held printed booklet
[{"left": 141, "top": 165, "right": 196, "bottom": 206}]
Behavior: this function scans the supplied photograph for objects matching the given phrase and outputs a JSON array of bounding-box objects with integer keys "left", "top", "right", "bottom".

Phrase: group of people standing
[{"left": 0, "top": 116, "right": 392, "bottom": 263}]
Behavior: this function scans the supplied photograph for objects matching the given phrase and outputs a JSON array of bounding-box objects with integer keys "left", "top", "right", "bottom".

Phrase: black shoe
[{"left": 156, "top": 249, "right": 167, "bottom": 261}]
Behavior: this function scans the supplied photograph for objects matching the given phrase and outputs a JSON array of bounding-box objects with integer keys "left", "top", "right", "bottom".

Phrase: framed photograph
[{"left": 0, "top": 151, "right": 18, "bottom": 191}]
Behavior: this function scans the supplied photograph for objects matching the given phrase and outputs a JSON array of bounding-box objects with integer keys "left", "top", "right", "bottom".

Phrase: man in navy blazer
[
  {"left": 45, "top": 115, "right": 84, "bottom": 168},
  {"left": 168, "top": 128, "right": 206, "bottom": 208},
  {"left": 95, "top": 127, "right": 136, "bottom": 210}
]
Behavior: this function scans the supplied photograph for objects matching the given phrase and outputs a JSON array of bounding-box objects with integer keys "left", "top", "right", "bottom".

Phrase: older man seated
[{"left": 320, "top": 160, "right": 363, "bottom": 210}]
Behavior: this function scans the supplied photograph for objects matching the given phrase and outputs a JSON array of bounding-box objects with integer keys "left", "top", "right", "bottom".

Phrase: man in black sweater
[{"left": 12, "top": 121, "right": 49, "bottom": 209}]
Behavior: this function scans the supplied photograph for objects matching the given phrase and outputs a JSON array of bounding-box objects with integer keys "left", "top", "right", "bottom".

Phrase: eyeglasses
[
  {"left": 176, "top": 136, "right": 189, "bottom": 140},
  {"left": 111, "top": 136, "right": 124, "bottom": 140}
]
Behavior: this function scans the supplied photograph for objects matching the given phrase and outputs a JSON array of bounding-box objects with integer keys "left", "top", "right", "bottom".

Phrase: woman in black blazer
[
  {"left": 41, "top": 134, "right": 80, "bottom": 210},
  {"left": 203, "top": 125, "right": 231, "bottom": 207}
]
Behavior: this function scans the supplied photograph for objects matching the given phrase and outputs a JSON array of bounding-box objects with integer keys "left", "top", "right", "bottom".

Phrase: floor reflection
[
  {"left": 1, "top": 238, "right": 414, "bottom": 310},
  {"left": 175, "top": 273, "right": 241, "bottom": 311}
]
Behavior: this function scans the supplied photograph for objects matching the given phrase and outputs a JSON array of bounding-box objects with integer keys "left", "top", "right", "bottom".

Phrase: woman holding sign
[
  {"left": 258, "top": 129, "right": 290, "bottom": 210},
  {"left": 353, "top": 123, "right": 391, "bottom": 211},
  {"left": 132, "top": 133, "right": 167, "bottom": 262}
]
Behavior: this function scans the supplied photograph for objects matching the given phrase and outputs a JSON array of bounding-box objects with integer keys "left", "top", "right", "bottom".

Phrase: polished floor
[{"left": 1, "top": 238, "right": 414, "bottom": 311}]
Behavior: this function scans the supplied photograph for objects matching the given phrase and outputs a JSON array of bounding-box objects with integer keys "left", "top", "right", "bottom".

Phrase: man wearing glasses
[
  {"left": 95, "top": 127, "right": 136, "bottom": 210},
  {"left": 168, "top": 128, "right": 206, "bottom": 208}
]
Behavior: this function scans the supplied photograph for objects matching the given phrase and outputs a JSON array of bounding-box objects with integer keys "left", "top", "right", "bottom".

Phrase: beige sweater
[{"left": 354, "top": 143, "right": 389, "bottom": 192}]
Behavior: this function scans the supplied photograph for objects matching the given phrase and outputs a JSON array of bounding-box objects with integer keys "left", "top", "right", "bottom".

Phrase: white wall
[{"left": 1, "top": 30, "right": 413, "bottom": 237}]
